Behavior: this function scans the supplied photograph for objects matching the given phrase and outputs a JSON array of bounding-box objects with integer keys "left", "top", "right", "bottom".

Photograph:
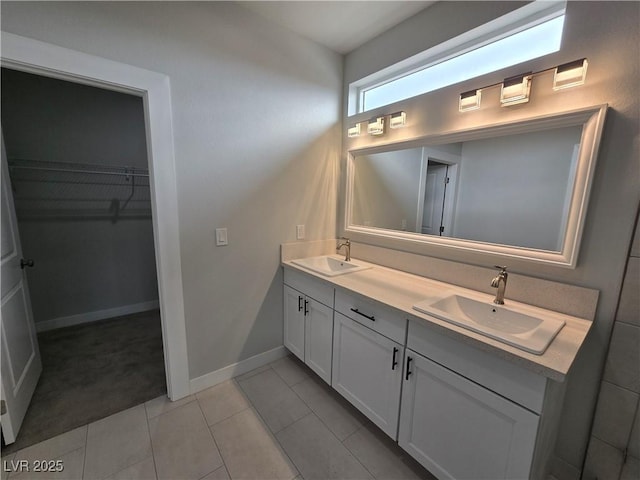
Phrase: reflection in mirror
[
  {"left": 351, "top": 126, "right": 582, "bottom": 251},
  {"left": 345, "top": 105, "right": 607, "bottom": 267}
]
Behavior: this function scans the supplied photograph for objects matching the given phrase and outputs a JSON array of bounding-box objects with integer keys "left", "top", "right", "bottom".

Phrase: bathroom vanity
[{"left": 281, "top": 254, "right": 593, "bottom": 480}]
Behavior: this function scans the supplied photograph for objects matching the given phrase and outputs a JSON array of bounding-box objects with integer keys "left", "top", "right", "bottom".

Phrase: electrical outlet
[
  {"left": 296, "top": 224, "right": 305, "bottom": 240},
  {"left": 215, "top": 228, "right": 228, "bottom": 246}
]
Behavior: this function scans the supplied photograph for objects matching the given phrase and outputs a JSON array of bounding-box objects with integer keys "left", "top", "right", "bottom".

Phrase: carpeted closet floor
[{"left": 2, "top": 309, "right": 167, "bottom": 454}]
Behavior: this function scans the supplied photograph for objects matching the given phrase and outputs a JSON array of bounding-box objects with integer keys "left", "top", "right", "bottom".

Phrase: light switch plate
[
  {"left": 215, "top": 228, "right": 228, "bottom": 246},
  {"left": 296, "top": 224, "right": 305, "bottom": 240}
]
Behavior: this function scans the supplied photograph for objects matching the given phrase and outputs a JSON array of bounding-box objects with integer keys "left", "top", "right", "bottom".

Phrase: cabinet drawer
[
  {"left": 284, "top": 267, "right": 334, "bottom": 308},
  {"left": 335, "top": 290, "right": 406, "bottom": 344},
  {"left": 408, "top": 319, "right": 547, "bottom": 413}
]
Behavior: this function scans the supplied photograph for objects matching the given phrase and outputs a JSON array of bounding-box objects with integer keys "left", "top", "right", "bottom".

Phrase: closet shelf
[{"left": 8, "top": 158, "right": 152, "bottom": 221}]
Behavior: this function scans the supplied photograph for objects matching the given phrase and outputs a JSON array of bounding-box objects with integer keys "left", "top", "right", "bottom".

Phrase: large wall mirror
[{"left": 345, "top": 105, "right": 607, "bottom": 268}]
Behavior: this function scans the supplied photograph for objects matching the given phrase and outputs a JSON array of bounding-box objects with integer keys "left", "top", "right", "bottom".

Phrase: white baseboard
[
  {"left": 190, "top": 346, "right": 288, "bottom": 394},
  {"left": 35, "top": 300, "right": 160, "bottom": 332}
]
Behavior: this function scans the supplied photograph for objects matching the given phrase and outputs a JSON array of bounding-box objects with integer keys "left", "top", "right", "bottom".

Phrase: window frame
[{"left": 348, "top": 1, "right": 567, "bottom": 115}]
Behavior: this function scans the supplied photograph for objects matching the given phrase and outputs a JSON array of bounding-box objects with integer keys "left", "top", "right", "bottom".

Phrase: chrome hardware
[
  {"left": 490, "top": 265, "right": 508, "bottom": 305},
  {"left": 336, "top": 237, "right": 351, "bottom": 261}
]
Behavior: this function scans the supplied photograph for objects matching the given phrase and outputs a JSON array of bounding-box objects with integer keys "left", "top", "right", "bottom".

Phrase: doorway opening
[
  {"left": 1, "top": 68, "right": 166, "bottom": 451},
  {"left": 417, "top": 148, "right": 460, "bottom": 238}
]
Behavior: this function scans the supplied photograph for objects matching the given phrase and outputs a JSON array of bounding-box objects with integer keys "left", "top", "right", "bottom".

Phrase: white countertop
[{"left": 282, "top": 256, "right": 593, "bottom": 382}]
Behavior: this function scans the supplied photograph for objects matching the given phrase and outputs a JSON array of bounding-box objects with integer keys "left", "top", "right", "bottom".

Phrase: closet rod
[{"left": 9, "top": 165, "right": 149, "bottom": 178}]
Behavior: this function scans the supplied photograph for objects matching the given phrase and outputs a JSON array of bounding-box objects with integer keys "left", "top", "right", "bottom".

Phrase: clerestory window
[{"left": 349, "top": 1, "right": 567, "bottom": 114}]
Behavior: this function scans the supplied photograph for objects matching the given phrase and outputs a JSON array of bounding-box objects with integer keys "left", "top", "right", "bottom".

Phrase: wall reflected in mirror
[{"left": 350, "top": 125, "right": 583, "bottom": 252}]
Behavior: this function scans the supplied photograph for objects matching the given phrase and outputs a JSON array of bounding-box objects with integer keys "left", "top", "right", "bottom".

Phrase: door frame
[
  {"left": 416, "top": 148, "right": 461, "bottom": 236},
  {"left": 1, "top": 32, "right": 190, "bottom": 400}
]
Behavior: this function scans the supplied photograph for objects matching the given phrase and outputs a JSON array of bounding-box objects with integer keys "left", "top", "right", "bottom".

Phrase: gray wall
[
  {"left": 454, "top": 126, "right": 581, "bottom": 250},
  {"left": 1, "top": 69, "right": 158, "bottom": 325},
  {"left": 0, "top": 1, "right": 343, "bottom": 379},
  {"left": 343, "top": 1, "right": 639, "bottom": 478},
  {"left": 352, "top": 147, "right": 423, "bottom": 231}
]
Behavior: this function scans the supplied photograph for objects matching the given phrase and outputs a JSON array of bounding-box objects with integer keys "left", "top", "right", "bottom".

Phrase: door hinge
[
  {"left": 1, "top": 400, "right": 6, "bottom": 415},
  {"left": 444, "top": 177, "right": 450, "bottom": 184},
  {"left": 439, "top": 226, "right": 445, "bottom": 234}
]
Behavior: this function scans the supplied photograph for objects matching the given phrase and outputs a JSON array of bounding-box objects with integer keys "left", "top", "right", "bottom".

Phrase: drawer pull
[
  {"left": 405, "top": 356, "right": 413, "bottom": 380},
  {"left": 304, "top": 299, "right": 309, "bottom": 316},
  {"left": 350, "top": 308, "right": 375, "bottom": 322},
  {"left": 392, "top": 347, "right": 399, "bottom": 370},
  {"left": 298, "top": 296, "right": 303, "bottom": 312}
]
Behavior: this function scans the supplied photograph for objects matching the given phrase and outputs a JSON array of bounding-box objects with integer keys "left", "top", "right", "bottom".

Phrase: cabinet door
[
  {"left": 332, "top": 312, "right": 403, "bottom": 439},
  {"left": 398, "top": 350, "right": 539, "bottom": 480},
  {"left": 304, "top": 298, "right": 334, "bottom": 384},
  {"left": 283, "top": 285, "right": 305, "bottom": 361}
]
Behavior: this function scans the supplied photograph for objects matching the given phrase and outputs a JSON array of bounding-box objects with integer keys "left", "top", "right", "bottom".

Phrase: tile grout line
[
  {"left": 210, "top": 404, "right": 300, "bottom": 480},
  {"left": 143, "top": 403, "right": 160, "bottom": 480},
  {"left": 81, "top": 423, "right": 89, "bottom": 480},
  {"left": 194, "top": 395, "right": 229, "bottom": 480},
  {"left": 263, "top": 372, "right": 371, "bottom": 480},
  {"left": 235, "top": 377, "right": 306, "bottom": 480}
]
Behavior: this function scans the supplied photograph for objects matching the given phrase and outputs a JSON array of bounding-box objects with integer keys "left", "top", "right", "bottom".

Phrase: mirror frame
[{"left": 345, "top": 104, "right": 608, "bottom": 268}]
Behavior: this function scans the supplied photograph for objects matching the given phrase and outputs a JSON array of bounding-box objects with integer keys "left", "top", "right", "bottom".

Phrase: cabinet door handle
[
  {"left": 304, "top": 299, "right": 309, "bottom": 316},
  {"left": 392, "top": 347, "right": 398, "bottom": 370},
  {"left": 350, "top": 308, "right": 375, "bottom": 322},
  {"left": 405, "top": 356, "right": 413, "bottom": 380},
  {"left": 298, "top": 296, "right": 303, "bottom": 312}
]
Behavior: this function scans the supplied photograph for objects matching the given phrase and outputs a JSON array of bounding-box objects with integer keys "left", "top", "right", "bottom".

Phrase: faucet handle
[
  {"left": 494, "top": 265, "right": 508, "bottom": 273},
  {"left": 340, "top": 236, "right": 351, "bottom": 244}
]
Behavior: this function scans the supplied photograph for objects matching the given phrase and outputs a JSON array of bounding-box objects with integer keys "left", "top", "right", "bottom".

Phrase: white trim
[
  {"left": 1, "top": 32, "right": 191, "bottom": 400},
  {"left": 35, "top": 300, "right": 161, "bottom": 333},
  {"left": 345, "top": 105, "right": 608, "bottom": 269},
  {"left": 189, "top": 346, "right": 288, "bottom": 394}
]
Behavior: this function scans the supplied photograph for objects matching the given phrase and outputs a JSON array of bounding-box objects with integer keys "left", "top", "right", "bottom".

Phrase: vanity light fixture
[
  {"left": 459, "top": 59, "right": 589, "bottom": 113},
  {"left": 368, "top": 116, "right": 385, "bottom": 136},
  {"left": 553, "top": 58, "right": 588, "bottom": 90},
  {"left": 347, "top": 123, "right": 361, "bottom": 138},
  {"left": 500, "top": 73, "right": 532, "bottom": 106},
  {"left": 389, "top": 111, "right": 407, "bottom": 129},
  {"left": 459, "top": 89, "right": 482, "bottom": 112}
]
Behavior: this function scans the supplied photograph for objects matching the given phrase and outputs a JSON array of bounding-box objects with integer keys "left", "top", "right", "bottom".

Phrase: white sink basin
[
  {"left": 413, "top": 294, "right": 565, "bottom": 355},
  {"left": 291, "top": 255, "right": 372, "bottom": 277}
]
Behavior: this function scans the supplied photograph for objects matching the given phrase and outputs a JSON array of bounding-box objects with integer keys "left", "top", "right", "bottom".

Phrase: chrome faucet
[
  {"left": 337, "top": 237, "right": 351, "bottom": 261},
  {"left": 491, "top": 266, "right": 508, "bottom": 305}
]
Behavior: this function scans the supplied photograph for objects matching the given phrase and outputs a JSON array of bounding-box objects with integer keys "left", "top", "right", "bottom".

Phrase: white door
[
  {"left": 304, "top": 298, "right": 333, "bottom": 384},
  {"left": 1, "top": 137, "right": 42, "bottom": 444},
  {"left": 332, "top": 312, "right": 403, "bottom": 439},
  {"left": 422, "top": 162, "right": 448, "bottom": 235},
  {"left": 398, "top": 350, "right": 538, "bottom": 480},
  {"left": 283, "top": 285, "right": 305, "bottom": 361}
]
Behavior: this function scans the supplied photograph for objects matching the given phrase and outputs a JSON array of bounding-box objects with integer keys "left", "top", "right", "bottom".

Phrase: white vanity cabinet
[
  {"left": 283, "top": 269, "right": 334, "bottom": 384},
  {"left": 332, "top": 291, "right": 406, "bottom": 439},
  {"left": 282, "top": 264, "right": 570, "bottom": 479},
  {"left": 398, "top": 319, "right": 554, "bottom": 480}
]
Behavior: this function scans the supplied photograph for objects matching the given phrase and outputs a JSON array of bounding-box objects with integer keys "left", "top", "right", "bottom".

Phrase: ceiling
[{"left": 238, "top": 1, "right": 435, "bottom": 54}]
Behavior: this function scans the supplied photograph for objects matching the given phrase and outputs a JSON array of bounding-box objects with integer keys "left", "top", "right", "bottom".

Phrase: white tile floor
[{"left": 1, "top": 355, "right": 435, "bottom": 480}]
